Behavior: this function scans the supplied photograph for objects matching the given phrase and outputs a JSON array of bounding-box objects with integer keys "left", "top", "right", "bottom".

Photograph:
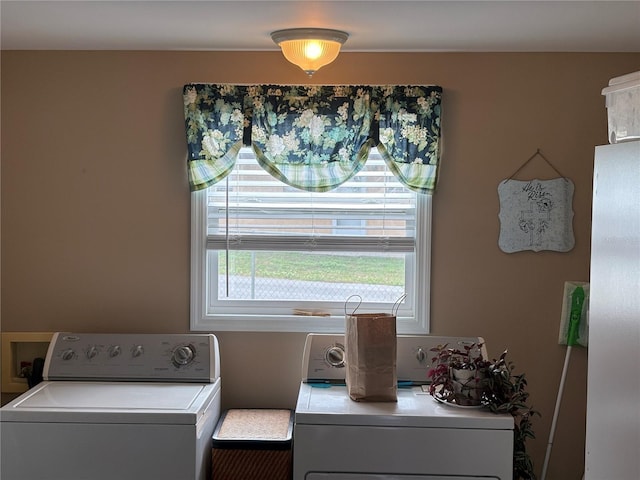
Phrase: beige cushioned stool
[{"left": 212, "top": 409, "right": 293, "bottom": 480}]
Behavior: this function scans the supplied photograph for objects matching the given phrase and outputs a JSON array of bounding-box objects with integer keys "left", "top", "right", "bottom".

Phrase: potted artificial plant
[
  {"left": 427, "top": 342, "right": 490, "bottom": 407},
  {"left": 428, "top": 344, "right": 540, "bottom": 480}
]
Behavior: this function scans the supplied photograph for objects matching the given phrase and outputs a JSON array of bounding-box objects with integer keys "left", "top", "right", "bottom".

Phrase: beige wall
[{"left": 2, "top": 51, "right": 639, "bottom": 479}]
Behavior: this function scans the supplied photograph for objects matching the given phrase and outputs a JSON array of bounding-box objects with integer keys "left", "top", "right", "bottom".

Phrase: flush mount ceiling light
[{"left": 271, "top": 28, "right": 349, "bottom": 77}]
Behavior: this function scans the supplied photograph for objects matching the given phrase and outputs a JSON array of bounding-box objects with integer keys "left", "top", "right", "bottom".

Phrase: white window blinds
[{"left": 206, "top": 147, "right": 416, "bottom": 254}]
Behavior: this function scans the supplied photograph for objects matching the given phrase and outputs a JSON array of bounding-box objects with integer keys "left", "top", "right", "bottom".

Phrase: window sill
[{"left": 190, "top": 313, "right": 429, "bottom": 334}]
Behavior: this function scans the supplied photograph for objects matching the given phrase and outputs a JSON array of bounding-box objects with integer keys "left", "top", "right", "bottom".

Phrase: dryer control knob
[
  {"left": 416, "top": 347, "right": 427, "bottom": 363},
  {"left": 172, "top": 345, "right": 195, "bottom": 367},
  {"left": 325, "top": 345, "right": 345, "bottom": 367}
]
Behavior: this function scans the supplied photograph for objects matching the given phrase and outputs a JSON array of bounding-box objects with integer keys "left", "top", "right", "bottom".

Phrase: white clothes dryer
[
  {"left": 294, "top": 334, "right": 514, "bottom": 480},
  {"left": 0, "top": 332, "right": 221, "bottom": 480}
]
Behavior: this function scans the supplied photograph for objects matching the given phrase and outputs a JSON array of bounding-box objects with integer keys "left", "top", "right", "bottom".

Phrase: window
[{"left": 190, "top": 147, "right": 431, "bottom": 333}]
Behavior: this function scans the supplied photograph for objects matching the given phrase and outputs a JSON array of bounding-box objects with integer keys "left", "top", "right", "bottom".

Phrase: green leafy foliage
[
  {"left": 428, "top": 345, "right": 540, "bottom": 480},
  {"left": 483, "top": 350, "right": 540, "bottom": 480}
]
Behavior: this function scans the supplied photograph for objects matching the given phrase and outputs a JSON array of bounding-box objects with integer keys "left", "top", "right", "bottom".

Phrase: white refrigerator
[{"left": 585, "top": 141, "right": 640, "bottom": 479}]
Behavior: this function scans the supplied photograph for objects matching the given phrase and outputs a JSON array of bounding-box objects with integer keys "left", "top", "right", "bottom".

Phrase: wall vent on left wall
[{"left": 1, "top": 332, "right": 53, "bottom": 393}]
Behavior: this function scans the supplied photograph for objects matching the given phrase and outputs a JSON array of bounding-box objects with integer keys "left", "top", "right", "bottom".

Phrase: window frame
[{"left": 189, "top": 177, "right": 431, "bottom": 334}]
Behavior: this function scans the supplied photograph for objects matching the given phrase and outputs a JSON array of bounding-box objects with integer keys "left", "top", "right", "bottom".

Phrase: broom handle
[{"left": 541, "top": 345, "right": 573, "bottom": 480}]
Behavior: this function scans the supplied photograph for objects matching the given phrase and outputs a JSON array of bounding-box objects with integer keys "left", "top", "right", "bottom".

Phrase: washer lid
[
  {"left": 0, "top": 380, "right": 220, "bottom": 425},
  {"left": 295, "top": 383, "right": 513, "bottom": 430}
]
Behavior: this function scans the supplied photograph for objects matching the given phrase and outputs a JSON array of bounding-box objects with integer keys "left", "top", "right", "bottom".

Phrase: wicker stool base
[
  {"left": 212, "top": 409, "right": 293, "bottom": 480},
  {"left": 212, "top": 447, "right": 292, "bottom": 480}
]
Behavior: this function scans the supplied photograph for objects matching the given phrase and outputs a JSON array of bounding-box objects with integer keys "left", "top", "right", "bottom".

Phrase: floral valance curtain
[{"left": 183, "top": 84, "right": 442, "bottom": 194}]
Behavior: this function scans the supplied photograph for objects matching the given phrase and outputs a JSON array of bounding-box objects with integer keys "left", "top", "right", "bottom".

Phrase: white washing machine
[
  {"left": 0, "top": 332, "right": 221, "bottom": 480},
  {"left": 294, "top": 334, "right": 514, "bottom": 480}
]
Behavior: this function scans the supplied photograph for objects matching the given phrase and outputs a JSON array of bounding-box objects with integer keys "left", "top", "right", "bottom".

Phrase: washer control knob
[
  {"left": 131, "top": 345, "right": 144, "bottom": 358},
  {"left": 108, "top": 345, "right": 121, "bottom": 358},
  {"left": 172, "top": 345, "right": 195, "bottom": 367},
  {"left": 325, "top": 345, "right": 345, "bottom": 367},
  {"left": 61, "top": 349, "right": 75, "bottom": 361},
  {"left": 86, "top": 345, "right": 99, "bottom": 360}
]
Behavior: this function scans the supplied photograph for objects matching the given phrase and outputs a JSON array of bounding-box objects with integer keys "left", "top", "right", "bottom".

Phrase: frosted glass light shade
[{"left": 271, "top": 28, "right": 349, "bottom": 77}]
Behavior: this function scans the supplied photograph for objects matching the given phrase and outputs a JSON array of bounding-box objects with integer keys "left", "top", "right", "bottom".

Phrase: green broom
[{"left": 541, "top": 281, "right": 589, "bottom": 480}]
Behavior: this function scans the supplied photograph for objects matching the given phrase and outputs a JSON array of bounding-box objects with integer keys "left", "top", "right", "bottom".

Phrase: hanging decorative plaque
[{"left": 498, "top": 178, "right": 575, "bottom": 253}]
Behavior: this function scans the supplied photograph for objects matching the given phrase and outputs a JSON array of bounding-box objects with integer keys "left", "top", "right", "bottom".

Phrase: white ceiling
[{"left": 1, "top": 0, "right": 639, "bottom": 52}]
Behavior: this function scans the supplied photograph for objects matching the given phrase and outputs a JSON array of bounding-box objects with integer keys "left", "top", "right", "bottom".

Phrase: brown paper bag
[{"left": 345, "top": 311, "right": 397, "bottom": 402}]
